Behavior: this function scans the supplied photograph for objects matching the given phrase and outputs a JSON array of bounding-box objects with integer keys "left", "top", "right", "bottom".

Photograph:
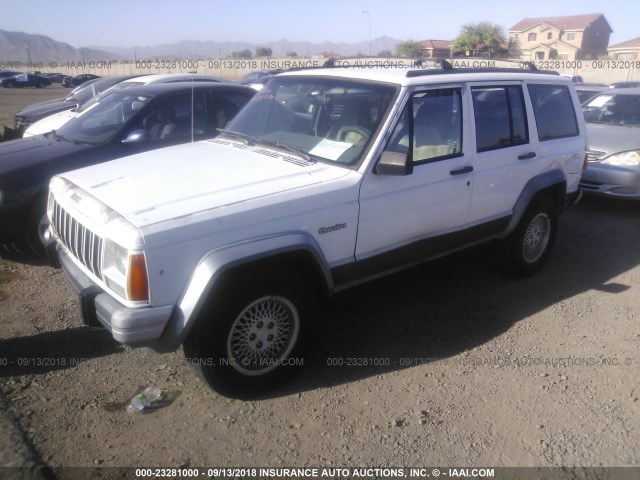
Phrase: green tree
[
  {"left": 377, "top": 49, "right": 393, "bottom": 57},
  {"left": 395, "top": 40, "right": 424, "bottom": 58},
  {"left": 230, "top": 49, "right": 252, "bottom": 59},
  {"left": 286, "top": 51, "right": 298, "bottom": 58},
  {"left": 453, "top": 22, "right": 506, "bottom": 57},
  {"left": 255, "top": 46, "right": 272, "bottom": 57}
]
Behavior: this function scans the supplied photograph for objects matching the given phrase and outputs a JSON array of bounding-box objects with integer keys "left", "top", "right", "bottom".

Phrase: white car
[
  {"left": 47, "top": 61, "right": 587, "bottom": 397},
  {"left": 23, "top": 73, "right": 226, "bottom": 137}
]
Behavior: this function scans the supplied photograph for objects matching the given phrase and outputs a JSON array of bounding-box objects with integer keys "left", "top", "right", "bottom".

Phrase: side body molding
[{"left": 156, "top": 232, "right": 334, "bottom": 351}]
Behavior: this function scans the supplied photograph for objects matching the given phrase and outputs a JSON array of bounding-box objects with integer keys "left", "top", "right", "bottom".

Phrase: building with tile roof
[
  {"left": 608, "top": 37, "right": 640, "bottom": 61},
  {"left": 509, "top": 14, "right": 612, "bottom": 61}
]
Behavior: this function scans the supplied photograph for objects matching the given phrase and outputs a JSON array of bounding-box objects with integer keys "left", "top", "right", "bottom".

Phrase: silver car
[{"left": 580, "top": 88, "right": 640, "bottom": 199}]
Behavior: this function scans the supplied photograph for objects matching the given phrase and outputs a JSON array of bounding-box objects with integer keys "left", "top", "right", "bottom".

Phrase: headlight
[
  {"left": 602, "top": 150, "right": 640, "bottom": 167},
  {"left": 102, "top": 217, "right": 148, "bottom": 303}
]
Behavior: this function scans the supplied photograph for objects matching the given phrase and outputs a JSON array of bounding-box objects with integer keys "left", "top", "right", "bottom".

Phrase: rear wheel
[
  {"left": 184, "top": 268, "right": 315, "bottom": 398},
  {"left": 503, "top": 195, "right": 558, "bottom": 278}
]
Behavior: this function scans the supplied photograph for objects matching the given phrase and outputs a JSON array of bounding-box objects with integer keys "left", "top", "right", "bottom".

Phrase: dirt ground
[{"left": 0, "top": 87, "right": 639, "bottom": 477}]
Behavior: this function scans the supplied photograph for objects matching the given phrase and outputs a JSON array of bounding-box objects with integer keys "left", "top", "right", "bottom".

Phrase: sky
[{"left": 3, "top": 0, "right": 638, "bottom": 48}]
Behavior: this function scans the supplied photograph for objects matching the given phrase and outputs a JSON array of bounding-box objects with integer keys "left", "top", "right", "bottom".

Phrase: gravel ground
[{"left": 0, "top": 87, "right": 639, "bottom": 478}]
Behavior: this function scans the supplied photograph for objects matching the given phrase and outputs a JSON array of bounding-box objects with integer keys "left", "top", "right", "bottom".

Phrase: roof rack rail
[
  {"left": 406, "top": 57, "right": 558, "bottom": 78},
  {"left": 290, "top": 56, "right": 557, "bottom": 77}
]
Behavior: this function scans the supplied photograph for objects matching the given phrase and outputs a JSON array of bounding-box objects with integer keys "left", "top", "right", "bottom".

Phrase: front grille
[
  {"left": 587, "top": 150, "right": 606, "bottom": 162},
  {"left": 51, "top": 200, "right": 103, "bottom": 277}
]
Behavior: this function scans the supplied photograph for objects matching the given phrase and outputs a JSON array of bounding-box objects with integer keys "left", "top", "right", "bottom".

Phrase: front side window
[
  {"left": 386, "top": 88, "right": 463, "bottom": 164},
  {"left": 472, "top": 85, "right": 528, "bottom": 152},
  {"left": 528, "top": 84, "right": 579, "bottom": 140},
  {"left": 225, "top": 77, "right": 397, "bottom": 166}
]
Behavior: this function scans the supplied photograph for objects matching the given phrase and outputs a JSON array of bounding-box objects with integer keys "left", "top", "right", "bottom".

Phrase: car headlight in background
[{"left": 602, "top": 150, "right": 640, "bottom": 167}]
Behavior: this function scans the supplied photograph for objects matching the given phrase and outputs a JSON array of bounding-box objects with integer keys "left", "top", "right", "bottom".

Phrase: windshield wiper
[
  {"left": 257, "top": 139, "right": 313, "bottom": 163},
  {"left": 216, "top": 128, "right": 255, "bottom": 146}
]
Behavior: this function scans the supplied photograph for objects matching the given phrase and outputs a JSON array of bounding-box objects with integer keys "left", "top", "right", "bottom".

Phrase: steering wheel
[{"left": 335, "top": 125, "right": 371, "bottom": 145}]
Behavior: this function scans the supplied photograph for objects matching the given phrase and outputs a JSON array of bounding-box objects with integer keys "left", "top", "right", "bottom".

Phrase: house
[
  {"left": 608, "top": 37, "right": 640, "bottom": 61},
  {"left": 420, "top": 40, "right": 453, "bottom": 58},
  {"left": 509, "top": 14, "right": 612, "bottom": 61}
]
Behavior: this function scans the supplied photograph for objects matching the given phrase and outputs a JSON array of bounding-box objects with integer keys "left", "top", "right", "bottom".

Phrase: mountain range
[{"left": 0, "top": 29, "right": 403, "bottom": 65}]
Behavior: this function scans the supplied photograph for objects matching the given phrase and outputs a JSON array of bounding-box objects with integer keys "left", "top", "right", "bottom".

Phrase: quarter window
[
  {"left": 528, "top": 84, "right": 579, "bottom": 141},
  {"left": 472, "top": 86, "right": 529, "bottom": 152}
]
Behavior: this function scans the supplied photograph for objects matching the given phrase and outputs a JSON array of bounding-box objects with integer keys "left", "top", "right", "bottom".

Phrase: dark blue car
[{"left": 0, "top": 81, "right": 255, "bottom": 256}]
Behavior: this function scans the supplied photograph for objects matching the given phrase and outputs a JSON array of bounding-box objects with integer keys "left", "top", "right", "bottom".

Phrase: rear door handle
[
  {"left": 518, "top": 152, "right": 537, "bottom": 160},
  {"left": 450, "top": 165, "right": 474, "bottom": 176}
]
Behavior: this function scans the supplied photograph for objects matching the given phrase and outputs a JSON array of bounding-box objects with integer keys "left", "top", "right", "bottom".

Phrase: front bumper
[
  {"left": 55, "top": 243, "right": 175, "bottom": 349},
  {"left": 580, "top": 163, "right": 640, "bottom": 200}
]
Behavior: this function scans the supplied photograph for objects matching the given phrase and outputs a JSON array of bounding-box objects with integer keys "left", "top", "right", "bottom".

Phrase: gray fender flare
[
  {"left": 502, "top": 169, "right": 566, "bottom": 237},
  {"left": 158, "top": 232, "right": 333, "bottom": 350}
]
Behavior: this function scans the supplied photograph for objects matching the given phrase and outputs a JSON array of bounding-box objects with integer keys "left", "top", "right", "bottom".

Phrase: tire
[
  {"left": 183, "top": 268, "right": 315, "bottom": 398},
  {"left": 23, "top": 198, "right": 49, "bottom": 259},
  {"left": 503, "top": 195, "right": 558, "bottom": 278}
]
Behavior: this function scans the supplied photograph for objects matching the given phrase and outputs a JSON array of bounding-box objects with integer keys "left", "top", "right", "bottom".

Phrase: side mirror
[
  {"left": 375, "top": 151, "right": 413, "bottom": 176},
  {"left": 122, "top": 129, "right": 149, "bottom": 144}
]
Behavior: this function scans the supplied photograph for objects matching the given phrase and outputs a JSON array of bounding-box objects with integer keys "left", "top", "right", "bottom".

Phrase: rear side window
[
  {"left": 472, "top": 85, "right": 528, "bottom": 152},
  {"left": 528, "top": 84, "right": 579, "bottom": 141}
]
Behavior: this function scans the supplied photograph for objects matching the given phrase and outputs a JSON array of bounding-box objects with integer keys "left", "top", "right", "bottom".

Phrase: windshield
[
  {"left": 55, "top": 92, "right": 152, "bottom": 144},
  {"left": 76, "top": 81, "right": 146, "bottom": 113},
  {"left": 225, "top": 76, "right": 397, "bottom": 166},
  {"left": 583, "top": 94, "right": 640, "bottom": 127}
]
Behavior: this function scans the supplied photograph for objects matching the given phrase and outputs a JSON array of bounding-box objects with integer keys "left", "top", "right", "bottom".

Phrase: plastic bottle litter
[{"left": 126, "top": 386, "right": 162, "bottom": 413}]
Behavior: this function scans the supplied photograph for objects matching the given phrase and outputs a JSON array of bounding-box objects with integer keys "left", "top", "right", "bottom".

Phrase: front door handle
[
  {"left": 518, "top": 152, "right": 537, "bottom": 160},
  {"left": 450, "top": 165, "right": 474, "bottom": 176}
]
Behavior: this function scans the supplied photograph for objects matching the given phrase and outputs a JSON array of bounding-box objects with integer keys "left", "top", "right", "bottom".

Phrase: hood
[
  {"left": 17, "top": 99, "right": 76, "bottom": 119},
  {"left": 0, "top": 134, "right": 92, "bottom": 176},
  {"left": 24, "top": 110, "right": 78, "bottom": 137},
  {"left": 586, "top": 123, "right": 640, "bottom": 157},
  {"left": 61, "top": 140, "right": 350, "bottom": 227}
]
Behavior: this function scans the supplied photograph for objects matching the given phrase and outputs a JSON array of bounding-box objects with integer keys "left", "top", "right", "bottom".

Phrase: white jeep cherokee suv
[{"left": 46, "top": 62, "right": 586, "bottom": 397}]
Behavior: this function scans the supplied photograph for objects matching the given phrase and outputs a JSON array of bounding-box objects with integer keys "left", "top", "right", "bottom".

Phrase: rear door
[{"left": 466, "top": 82, "right": 539, "bottom": 226}]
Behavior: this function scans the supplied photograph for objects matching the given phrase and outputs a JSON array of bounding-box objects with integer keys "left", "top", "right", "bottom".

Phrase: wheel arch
[
  {"left": 158, "top": 233, "right": 333, "bottom": 351},
  {"left": 502, "top": 169, "right": 566, "bottom": 238}
]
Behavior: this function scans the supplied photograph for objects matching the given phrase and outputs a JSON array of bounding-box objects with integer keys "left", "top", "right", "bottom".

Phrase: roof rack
[
  {"left": 284, "top": 56, "right": 558, "bottom": 77},
  {"left": 405, "top": 57, "right": 558, "bottom": 78}
]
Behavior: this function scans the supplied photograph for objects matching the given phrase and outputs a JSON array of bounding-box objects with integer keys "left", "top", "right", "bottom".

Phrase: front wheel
[
  {"left": 503, "top": 195, "right": 558, "bottom": 278},
  {"left": 183, "top": 269, "right": 315, "bottom": 398}
]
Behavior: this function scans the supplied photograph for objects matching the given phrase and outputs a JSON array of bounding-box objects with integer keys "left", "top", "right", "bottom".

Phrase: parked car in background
[
  {"left": 608, "top": 81, "right": 640, "bottom": 89},
  {"left": 561, "top": 74, "right": 584, "bottom": 85},
  {"left": 575, "top": 84, "right": 608, "bottom": 104},
  {"left": 236, "top": 69, "right": 284, "bottom": 85},
  {"left": 41, "top": 73, "right": 67, "bottom": 83},
  {"left": 14, "top": 75, "right": 144, "bottom": 134},
  {"left": 580, "top": 88, "right": 640, "bottom": 200},
  {"left": 0, "top": 82, "right": 255, "bottom": 256},
  {"left": 0, "top": 70, "right": 23, "bottom": 80},
  {"left": 62, "top": 73, "right": 101, "bottom": 88},
  {"left": 1, "top": 73, "right": 51, "bottom": 88},
  {"left": 24, "top": 73, "right": 228, "bottom": 137}
]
